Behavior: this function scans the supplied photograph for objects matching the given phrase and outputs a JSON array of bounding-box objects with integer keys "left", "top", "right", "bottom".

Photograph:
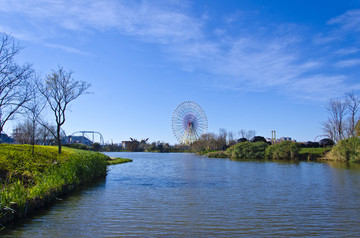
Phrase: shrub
[
  {"left": 329, "top": 137, "right": 360, "bottom": 162},
  {"left": 265, "top": 141, "right": 300, "bottom": 160},
  {"left": 205, "top": 151, "right": 228, "bottom": 158},
  {"left": 227, "top": 142, "right": 268, "bottom": 160}
]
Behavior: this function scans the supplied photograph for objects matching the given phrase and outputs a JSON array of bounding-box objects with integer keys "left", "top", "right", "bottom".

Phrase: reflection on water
[{"left": 2, "top": 152, "right": 360, "bottom": 237}]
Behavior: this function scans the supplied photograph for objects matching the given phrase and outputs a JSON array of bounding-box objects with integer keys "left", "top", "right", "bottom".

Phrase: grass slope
[
  {"left": 0, "top": 144, "right": 109, "bottom": 223},
  {"left": 107, "top": 157, "right": 133, "bottom": 165}
]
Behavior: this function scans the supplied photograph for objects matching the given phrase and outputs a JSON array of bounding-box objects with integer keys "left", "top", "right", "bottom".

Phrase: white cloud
[
  {"left": 44, "top": 43, "right": 91, "bottom": 55},
  {"left": 327, "top": 9, "right": 360, "bottom": 32},
  {"left": 334, "top": 59, "right": 360, "bottom": 68},
  {"left": 335, "top": 47, "right": 360, "bottom": 56},
  {"left": 0, "top": 0, "right": 202, "bottom": 44},
  {"left": 289, "top": 75, "right": 347, "bottom": 100},
  {"left": 0, "top": 0, "right": 358, "bottom": 101}
]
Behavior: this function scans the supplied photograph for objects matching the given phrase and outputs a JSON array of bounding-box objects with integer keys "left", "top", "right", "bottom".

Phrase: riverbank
[
  {"left": 107, "top": 157, "right": 133, "bottom": 165},
  {"left": 204, "top": 138, "right": 360, "bottom": 162},
  {"left": 0, "top": 144, "right": 131, "bottom": 227},
  {"left": 205, "top": 146, "right": 332, "bottom": 161}
]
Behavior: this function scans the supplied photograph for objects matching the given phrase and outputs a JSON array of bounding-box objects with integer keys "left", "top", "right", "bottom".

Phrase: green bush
[
  {"left": 227, "top": 142, "right": 268, "bottom": 160},
  {"left": 205, "top": 151, "right": 228, "bottom": 158},
  {"left": 265, "top": 141, "right": 300, "bottom": 160},
  {"left": 330, "top": 137, "right": 360, "bottom": 162}
]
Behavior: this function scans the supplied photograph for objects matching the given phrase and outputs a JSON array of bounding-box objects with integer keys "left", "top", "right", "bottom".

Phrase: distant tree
[
  {"left": 251, "top": 136, "right": 267, "bottom": 143},
  {"left": 319, "top": 138, "right": 335, "bottom": 147},
  {"left": 37, "top": 121, "right": 56, "bottom": 145},
  {"left": 190, "top": 132, "right": 227, "bottom": 152},
  {"left": 246, "top": 130, "right": 256, "bottom": 140},
  {"left": 305, "top": 141, "right": 319, "bottom": 148},
  {"left": 24, "top": 77, "right": 46, "bottom": 154},
  {"left": 238, "top": 129, "right": 246, "bottom": 138},
  {"left": 322, "top": 98, "right": 347, "bottom": 143},
  {"left": 12, "top": 120, "right": 33, "bottom": 144},
  {"left": 0, "top": 33, "right": 33, "bottom": 134},
  {"left": 38, "top": 66, "right": 90, "bottom": 154},
  {"left": 356, "top": 120, "right": 360, "bottom": 137},
  {"left": 238, "top": 129, "right": 256, "bottom": 140},
  {"left": 219, "top": 128, "right": 227, "bottom": 145},
  {"left": 238, "top": 138, "right": 248, "bottom": 143},
  {"left": 345, "top": 91, "right": 360, "bottom": 137},
  {"left": 92, "top": 142, "right": 101, "bottom": 151}
]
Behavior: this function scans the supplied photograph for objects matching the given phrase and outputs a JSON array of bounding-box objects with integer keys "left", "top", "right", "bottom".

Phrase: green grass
[
  {"left": 107, "top": 157, "right": 133, "bottom": 165},
  {"left": 0, "top": 144, "right": 109, "bottom": 217},
  {"left": 299, "top": 147, "right": 331, "bottom": 160}
]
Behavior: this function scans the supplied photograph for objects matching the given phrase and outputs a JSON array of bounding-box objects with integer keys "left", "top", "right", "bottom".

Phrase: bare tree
[
  {"left": 38, "top": 66, "right": 90, "bottom": 154},
  {"left": 0, "top": 33, "right": 32, "bottom": 134},
  {"left": 246, "top": 130, "right": 256, "bottom": 140},
  {"left": 356, "top": 120, "right": 360, "bottom": 137},
  {"left": 12, "top": 120, "right": 33, "bottom": 144},
  {"left": 37, "top": 121, "right": 56, "bottom": 145},
  {"left": 24, "top": 76, "right": 46, "bottom": 154},
  {"left": 219, "top": 128, "right": 227, "bottom": 140},
  {"left": 345, "top": 91, "right": 360, "bottom": 137},
  {"left": 238, "top": 129, "right": 256, "bottom": 140},
  {"left": 238, "top": 129, "right": 246, "bottom": 138},
  {"left": 323, "top": 98, "right": 347, "bottom": 143}
]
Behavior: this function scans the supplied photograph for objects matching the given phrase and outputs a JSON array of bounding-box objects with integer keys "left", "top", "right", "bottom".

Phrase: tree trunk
[
  {"left": 31, "top": 119, "right": 35, "bottom": 155},
  {"left": 57, "top": 125, "right": 61, "bottom": 154}
]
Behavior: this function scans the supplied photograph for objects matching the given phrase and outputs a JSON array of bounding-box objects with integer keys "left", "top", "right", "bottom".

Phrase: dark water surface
[{"left": 3, "top": 152, "right": 360, "bottom": 237}]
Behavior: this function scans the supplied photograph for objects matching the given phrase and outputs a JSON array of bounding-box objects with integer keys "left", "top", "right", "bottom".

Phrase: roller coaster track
[{"left": 70, "top": 131, "right": 104, "bottom": 145}]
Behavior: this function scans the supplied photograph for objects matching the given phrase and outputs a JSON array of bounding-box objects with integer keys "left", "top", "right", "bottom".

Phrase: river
[{"left": 2, "top": 152, "right": 360, "bottom": 237}]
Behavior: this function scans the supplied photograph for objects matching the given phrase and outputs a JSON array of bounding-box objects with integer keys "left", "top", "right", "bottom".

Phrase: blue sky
[{"left": 1, "top": 0, "right": 360, "bottom": 144}]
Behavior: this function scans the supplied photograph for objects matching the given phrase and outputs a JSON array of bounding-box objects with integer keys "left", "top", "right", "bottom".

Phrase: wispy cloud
[
  {"left": 335, "top": 47, "right": 360, "bottom": 56},
  {"left": 315, "top": 9, "right": 360, "bottom": 44},
  {"left": 44, "top": 43, "right": 91, "bottom": 55},
  {"left": 0, "top": 0, "right": 359, "bottom": 101},
  {"left": 327, "top": 9, "right": 360, "bottom": 33},
  {"left": 0, "top": 0, "right": 201, "bottom": 44},
  {"left": 334, "top": 59, "right": 360, "bottom": 68}
]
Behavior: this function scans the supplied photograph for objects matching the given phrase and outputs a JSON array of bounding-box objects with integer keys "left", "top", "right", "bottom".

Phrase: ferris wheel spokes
[{"left": 172, "top": 101, "right": 208, "bottom": 145}]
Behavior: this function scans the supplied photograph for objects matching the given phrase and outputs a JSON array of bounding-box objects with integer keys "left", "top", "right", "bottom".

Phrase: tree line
[
  {"left": 322, "top": 92, "right": 360, "bottom": 143},
  {"left": 0, "top": 32, "right": 90, "bottom": 154}
]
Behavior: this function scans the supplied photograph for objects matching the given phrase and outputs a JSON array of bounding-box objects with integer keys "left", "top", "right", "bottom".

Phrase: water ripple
[{"left": 2, "top": 153, "right": 360, "bottom": 237}]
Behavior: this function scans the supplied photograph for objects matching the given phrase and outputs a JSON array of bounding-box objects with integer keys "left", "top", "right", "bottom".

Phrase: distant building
[
  {"left": 62, "top": 136, "right": 92, "bottom": 146},
  {"left": 0, "top": 133, "right": 14, "bottom": 143},
  {"left": 265, "top": 136, "right": 296, "bottom": 144},
  {"left": 122, "top": 140, "right": 139, "bottom": 150},
  {"left": 122, "top": 141, "right": 131, "bottom": 149}
]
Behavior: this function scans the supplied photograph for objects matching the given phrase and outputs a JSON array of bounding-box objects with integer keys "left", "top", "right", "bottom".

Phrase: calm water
[{"left": 2, "top": 152, "right": 360, "bottom": 237}]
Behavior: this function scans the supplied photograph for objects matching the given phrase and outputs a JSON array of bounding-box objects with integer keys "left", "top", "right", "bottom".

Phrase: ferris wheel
[{"left": 172, "top": 101, "right": 208, "bottom": 144}]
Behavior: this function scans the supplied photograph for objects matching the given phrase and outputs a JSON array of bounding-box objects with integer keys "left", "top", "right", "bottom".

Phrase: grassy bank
[
  {"left": 205, "top": 144, "right": 331, "bottom": 161},
  {"left": 298, "top": 147, "right": 331, "bottom": 160},
  {"left": 107, "top": 157, "right": 133, "bottom": 165},
  {"left": 0, "top": 144, "right": 110, "bottom": 225}
]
